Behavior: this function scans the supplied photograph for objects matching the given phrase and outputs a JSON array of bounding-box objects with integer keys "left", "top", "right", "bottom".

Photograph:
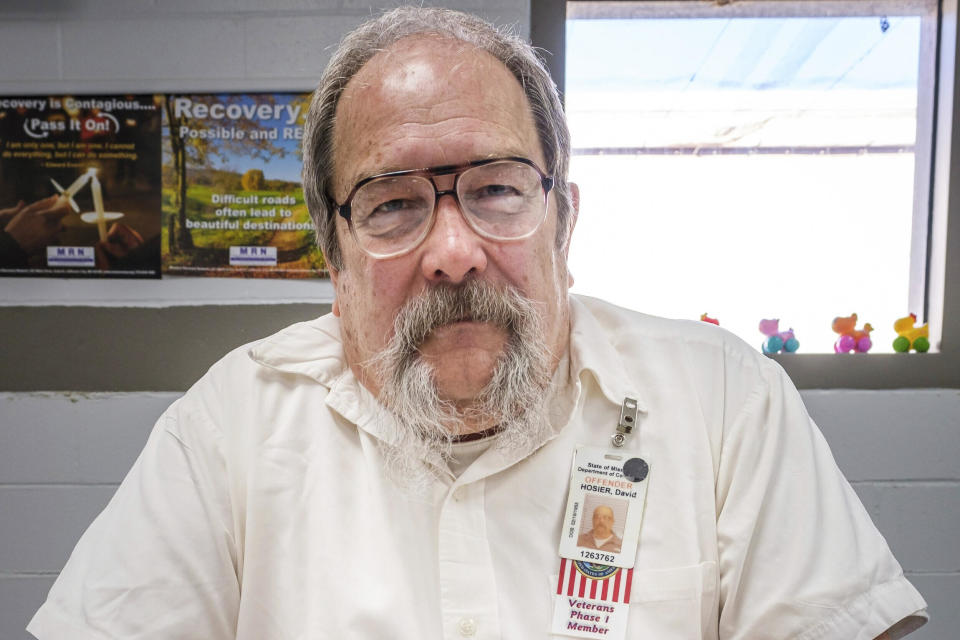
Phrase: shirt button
[
  {"left": 453, "top": 487, "right": 466, "bottom": 501},
  {"left": 458, "top": 617, "right": 477, "bottom": 636}
]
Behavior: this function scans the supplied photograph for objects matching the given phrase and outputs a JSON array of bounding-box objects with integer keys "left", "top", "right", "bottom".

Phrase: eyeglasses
[{"left": 335, "top": 157, "right": 554, "bottom": 259}]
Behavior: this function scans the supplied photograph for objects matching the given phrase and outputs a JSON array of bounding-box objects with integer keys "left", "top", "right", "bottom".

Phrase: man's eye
[
  {"left": 370, "top": 199, "right": 416, "bottom": 215},
  {"left": 472, "top": 183, "right": 521, "bottom": 199},
  {"left": 358, "top": 199, "right": 426, "bottom": 239}
]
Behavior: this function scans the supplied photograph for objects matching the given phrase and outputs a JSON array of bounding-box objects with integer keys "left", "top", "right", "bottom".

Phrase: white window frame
[{"left": 531, "top": 0, "right": 960, "bottom": 389}]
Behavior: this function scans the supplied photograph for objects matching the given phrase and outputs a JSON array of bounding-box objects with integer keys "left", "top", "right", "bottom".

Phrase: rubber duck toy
[
  {"left": 892, "top": 314, "right": 930, "bottom": 353},
  {"left": 759, "top": 318, "right": 799, "bottom": 354},
  {"left": 832, "top": 313, "right": 873, "bottom": 353}
]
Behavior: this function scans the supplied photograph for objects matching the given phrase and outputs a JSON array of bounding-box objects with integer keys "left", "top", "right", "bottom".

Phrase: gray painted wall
[{"left": 0, "top": 1, "right": 957, "bottom": 640}]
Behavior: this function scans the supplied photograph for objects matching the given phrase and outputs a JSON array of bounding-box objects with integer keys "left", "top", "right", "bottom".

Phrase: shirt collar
[
  {"left": 568, "top": 295, "right": 649, "bottom": 415},
  {"left": 247, "top": 313, "right": 399, "bottom": 447},
  {"left": 247, "top": 313, "right": 348, "bottom": 388}
]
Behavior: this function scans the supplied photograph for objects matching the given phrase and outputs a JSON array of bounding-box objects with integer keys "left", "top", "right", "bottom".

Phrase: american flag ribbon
[{"left": 556, "top": 558, "right": 634, "bottom": 603}]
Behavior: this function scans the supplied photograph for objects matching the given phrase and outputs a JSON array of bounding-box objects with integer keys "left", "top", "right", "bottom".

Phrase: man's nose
[{"left": 419, "top": 193, "right": 488, "bottom": 283}]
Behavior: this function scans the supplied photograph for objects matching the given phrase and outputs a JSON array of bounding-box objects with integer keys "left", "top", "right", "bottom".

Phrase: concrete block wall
[
  {"left": 804, "top": 390, "right": 960, "bottom": 640},
  {"left": 1, "top": 393, "right": 174, "bottom": 640},
  {"left": 0, "top": 0, "right": 529, "bottom": 95},
  {"left": 0, "top": 1, "right": 957, "bottom": 639}
]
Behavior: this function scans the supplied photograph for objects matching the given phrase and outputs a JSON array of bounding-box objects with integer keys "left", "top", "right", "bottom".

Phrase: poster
[
  {"left": 0, "top": 94, "right": 162, "bottom": 277},
  {"left": 161, "top": 93, "right": 325, "bottom": 277}
]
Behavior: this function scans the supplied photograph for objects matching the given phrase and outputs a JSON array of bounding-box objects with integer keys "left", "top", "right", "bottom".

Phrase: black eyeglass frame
[{"left": 334, "top": 156, "right": 555, "bottom": 258}]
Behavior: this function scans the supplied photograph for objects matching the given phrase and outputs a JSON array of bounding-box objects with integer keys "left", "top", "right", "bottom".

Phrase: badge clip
[{"left": 611, "top": 397, "right": 638, "bottom": 448}]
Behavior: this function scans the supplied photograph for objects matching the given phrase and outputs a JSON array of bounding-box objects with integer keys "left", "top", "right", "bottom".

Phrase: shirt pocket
[{"left": 626, "top": 561, "right": 718, "bottom": 639}]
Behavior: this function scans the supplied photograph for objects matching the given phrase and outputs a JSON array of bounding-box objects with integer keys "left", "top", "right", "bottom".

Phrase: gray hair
[
  {"left": 369, "top": 278, "right": 552, "bottom": 490},
  {"left": 302, "top": 6, "right": 572, "bottom": 271}
]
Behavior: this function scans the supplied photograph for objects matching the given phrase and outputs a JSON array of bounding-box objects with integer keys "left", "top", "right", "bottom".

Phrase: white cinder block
[
  {"left": 802, "top": 389, "right": 960, "bottom": 482},
  {"left": 243, "top": 15, "right": 364, "bottom": 80},
  {"left": 0, "top": 22, "right": 61, "bottom": 82},
  {"left": 432, "top": 0, "right": 531, "bottom": 34},
  {"left": 238, "top": 0, "right": 342, "bottom": 12},
  {"left": 335, "top": 0, "right": 530, "bottom": 36},
  {"left": 0, "top": 576, "right": 56, "bottom": 640},
  {"left": 853, "top": 483, "right": 960, "bottom": 574},
  {"left": 73, "top": 0, "right": 157, "bottom": 15},
  {"left": 0, "top": 0, "right": 153, "bottom": 19},
  {"left": 0, "top": 393, "right": 175, "bottom": 484},
  {"left": 0, "top": 486, "right": 116, "bottom": 573},
  {"left": 154, "top": 0, "right": 246, "bottom": 13},
  {"left": 905, "top": 573, "right": 960, "bottom": 640},
  {"left": 61, "top": 18, "right": 245, "bottom": 82}
]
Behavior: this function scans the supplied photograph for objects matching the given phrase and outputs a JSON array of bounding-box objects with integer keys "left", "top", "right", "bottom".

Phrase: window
[{"left": 531, "top": 0, "right": 960, "bottom": 386}]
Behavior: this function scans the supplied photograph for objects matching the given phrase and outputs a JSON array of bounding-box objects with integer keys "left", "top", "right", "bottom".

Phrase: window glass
[{"left": 566, "top": 2, "right": 935, "bottom": 352}]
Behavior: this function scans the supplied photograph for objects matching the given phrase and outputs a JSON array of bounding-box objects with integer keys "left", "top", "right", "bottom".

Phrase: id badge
[
  {"left": 557, "top": 446, "right": 650, "bottom": 569},
  {"left": 551, "top": 399, "right": 649, "bottom": 640},
  {"left": 551, "top": 446, "right": 649, "bottom": 639}
]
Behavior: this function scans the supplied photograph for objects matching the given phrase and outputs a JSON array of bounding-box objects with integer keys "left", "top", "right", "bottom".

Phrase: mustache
[
  {"left": 369, "top": 278, "right": 553, "bottom": 491},
  {"left": 390, "top": 279, "right": 536, "bottom": 352}
]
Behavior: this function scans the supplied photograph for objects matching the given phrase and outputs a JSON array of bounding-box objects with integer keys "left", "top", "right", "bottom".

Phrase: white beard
[{"left": 368, "top": 279, "right": 555, "bottom": 491}]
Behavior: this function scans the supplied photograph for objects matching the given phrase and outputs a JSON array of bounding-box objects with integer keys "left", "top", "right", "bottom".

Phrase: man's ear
[
  {"left": 568, "top": 182, "right": 580, "bottom": 250},
  {"left": 327, "top": 259, "right": 341, "bottom": 317},
  {"left": 565, "top": 182, "right": 580, "bottom": 288}
]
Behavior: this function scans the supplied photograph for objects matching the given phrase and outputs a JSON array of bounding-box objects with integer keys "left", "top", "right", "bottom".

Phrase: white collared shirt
[
  {"left": 29, "top": 295, "right": 927, "bottom": 639},
  {"left": 592, "top": 535, "right": 614, "bottom": 548}
]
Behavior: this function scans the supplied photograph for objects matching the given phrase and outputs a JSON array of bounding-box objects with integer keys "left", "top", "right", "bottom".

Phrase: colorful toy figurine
[
  {"left": 832, "top": 314, "right": 873, "bottom": 353},
  {"left": 892, "top": 314, "right": 930, "bottom": 353},
  {"left": 758, "top": 319, "right": 799, "bottom": 354},
  {"left": 700, "top": 313, "right": 719, "bottom": 326}
]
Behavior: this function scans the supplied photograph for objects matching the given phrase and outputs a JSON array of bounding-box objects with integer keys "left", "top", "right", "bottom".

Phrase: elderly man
[{"left": 30, "top": 7, "right": 926, "bottom": 640}]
